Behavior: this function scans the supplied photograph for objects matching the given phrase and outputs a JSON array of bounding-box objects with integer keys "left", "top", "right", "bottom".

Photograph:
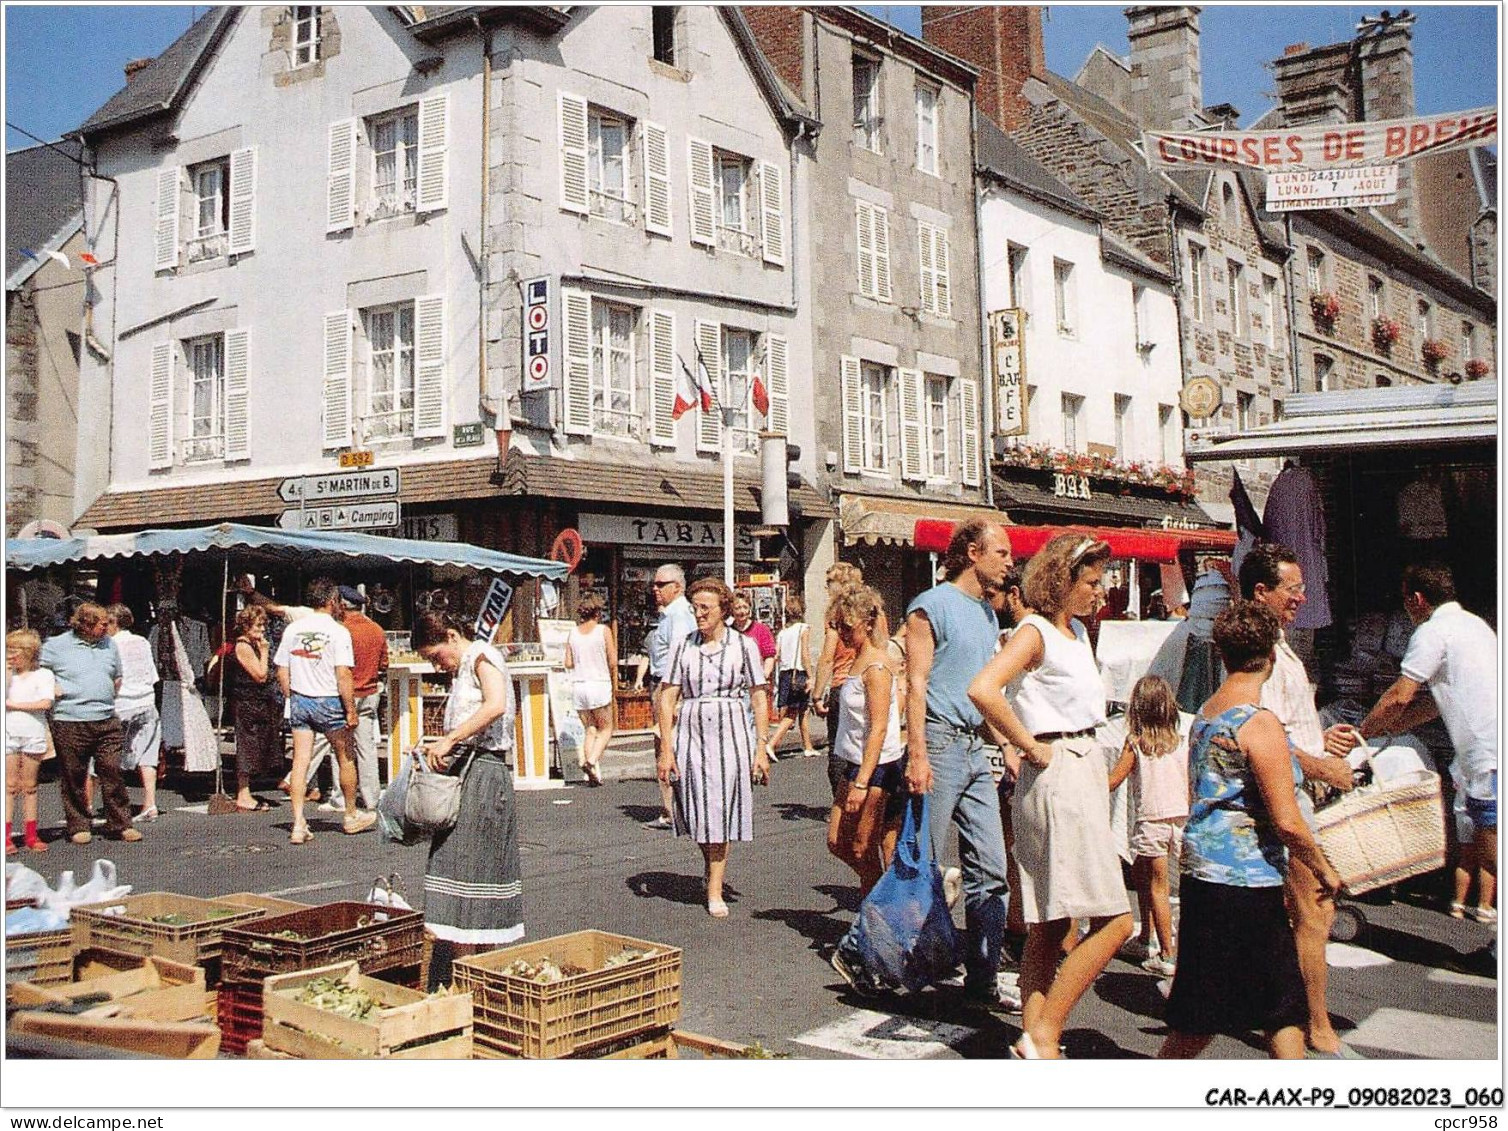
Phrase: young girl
[
  {"left": 1124, "top": 674, "right": 1189, "bottom": 978},
  {"left": 6, "top": 629, "right": 58, "bottom": 854}
]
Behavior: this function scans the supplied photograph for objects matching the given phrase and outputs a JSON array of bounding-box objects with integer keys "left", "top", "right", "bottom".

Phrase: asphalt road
[{"left": 8, "top": 755, "right": 1498, "bottom": 1060}]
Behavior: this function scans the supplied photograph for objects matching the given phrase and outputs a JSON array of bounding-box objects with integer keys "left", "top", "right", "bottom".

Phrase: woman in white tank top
[
  {"left": 968, "top": 534, "right": 1135, "bottom": 1060},
  {"left": 564, "top": 595, "right": 617, "bottom": 785}
]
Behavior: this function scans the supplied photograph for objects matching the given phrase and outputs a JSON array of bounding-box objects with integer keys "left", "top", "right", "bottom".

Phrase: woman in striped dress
[
  {"left": 657, "top": 578, "right": 772, "bottom": 919},
  {"left": 412, "top": 612, "right": 522, "bottom": 989}
]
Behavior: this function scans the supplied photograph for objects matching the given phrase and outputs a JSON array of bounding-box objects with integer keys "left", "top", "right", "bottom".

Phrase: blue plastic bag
[{"left": 846, "top": 794, "right": 962, "bottom": 993}]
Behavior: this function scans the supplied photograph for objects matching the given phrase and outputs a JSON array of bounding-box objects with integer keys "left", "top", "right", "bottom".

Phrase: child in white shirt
[
  {"left": 6, "top": 629, "right": 58, "bottom": 853},
  {"left": 1124, "top": 675, "right": 1189, "bottom": 977}
]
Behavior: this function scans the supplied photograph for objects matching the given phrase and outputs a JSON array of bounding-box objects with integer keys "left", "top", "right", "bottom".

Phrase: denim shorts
[
  {"left": 288, "top": 693, "right": 349, "bottom": 735},
  {"left": 840, "top": 758, "right": 908, "bottom": 820},
  {"left": 1465, "top": 774, "right": 1497, "bottom": 833}
]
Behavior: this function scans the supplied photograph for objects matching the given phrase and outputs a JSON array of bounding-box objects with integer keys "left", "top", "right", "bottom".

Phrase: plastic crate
[
  {"left": 5, "top": 927, "right": 73, "bottom": 992},
  {"left": 216, "top": 978, "right": 265, "bottom": 1056},
  {"left": 453, "top": 930, "right": 681, "bottom": 1059},
  {"left": 214, "top": 893, "right": 310, "bottom": 917},
  {"left": 69, "top": 893, "right": 265, "bottom": 985},
  {"left": 220, "top": 902, "right": 424, "bottom": 986}
]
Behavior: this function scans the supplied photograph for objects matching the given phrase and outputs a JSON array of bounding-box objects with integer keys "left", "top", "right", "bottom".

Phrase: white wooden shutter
[
  {"left": 934, "top": 227, "right": 951, "bottom": 317},
  {"left": 648, "top": 309, "right": 677, "bottom": 447},
  {"left": 840, "top": 355, "right": 862, "bottom": 474},
  {"left": 695, "top": 319, "right": 722, "bottom": 453},
  {"left": 227, "top": 147, "right": 256, "bottom": 255},
  {"left": 917, "top": 222, "right": 936, "bottom": 313},
  {"left": 413, "top": 294, "right": 446, "bottom": 437},
  {"left": 855, "top": 203, "right": 875, "bottom": 297},
  {"left": 898, "top": 366, "right": 925, "bottom": 482},
  {"left": 561, "top": 289, "right": 593, "bottom": 435},
  {"left": 759, "top": 160, "right": 785, "bottom": 267},
  {"left": 154, "top": 167, "right": 180, "bottom": 271},
  {"left": 873, "top": 205, "right": 892, "bottom": 302},
  {"left": 687, "top": 137, "right": 715, "bottom": 247},
  {"left": 557, "top": 92, "right": 588, "bottom": 215},
  {"left": 642, "top": 120, "right": 672, "bottom": 237},
  {"left": 321, "top": 310, "right": 352, "bottom": 450},
  {"left": 148, "top": 341, "right": 174, "bottom": 468},
  {"left": 765, "top": 333, "right": 789, "bottom": 436},
  {"left": 416, "top": 93, "right": 449, "bottom": 213},
  {"left": 223, "top": 329, "right": 250, "bottom": 460},
  {"left": 326, "top": 118, "right": 356, "bottom": 233},
  {"left": 959, "top": 377, "right": 981, "bottom": 487}
]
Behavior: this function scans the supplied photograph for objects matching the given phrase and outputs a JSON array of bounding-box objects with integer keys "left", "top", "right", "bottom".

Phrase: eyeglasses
[
  {"left": 652, "top": 580, "right": 675, "bottom": 589},
  {"left": 1277, "top": 583, "right": 1307, "bottom": 596}
]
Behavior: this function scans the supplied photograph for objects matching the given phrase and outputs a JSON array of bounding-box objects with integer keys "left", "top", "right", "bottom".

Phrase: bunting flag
[
  {"left": 21, "top": 247, "right": 70, "bottom": 269},
  {"left": 751, "top": 372, "right": 770, "bottom": 417},
  {"left": 78, "top": 251, "right": 100, "bottom": 267},
  {"left": 674, "top": 351, "right": 716, "bottom": 420}
]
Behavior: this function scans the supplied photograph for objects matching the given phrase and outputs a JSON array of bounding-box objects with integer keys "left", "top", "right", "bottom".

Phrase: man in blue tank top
[{"left": 905, "top": 518, "right": 1014, "bottom": 1006}]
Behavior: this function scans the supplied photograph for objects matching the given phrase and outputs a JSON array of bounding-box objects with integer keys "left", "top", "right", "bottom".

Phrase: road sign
[
  {"left": 277, "top": 500, "right": 401, "bottom": 532},
  {"left": 276, "top": 468, "right": 400, "bottom": 504}
]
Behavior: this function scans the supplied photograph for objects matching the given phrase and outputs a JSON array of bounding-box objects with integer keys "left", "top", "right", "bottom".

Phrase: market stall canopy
[
  {"left": 4, "top": 522, "right": 569, "bottom": 579},
  {"left": 913, "top": 520, "right": 1236, "bottom": 563},
  {"left": 839, "top": 495, "right": 1008, "bottom": 547},
  {"left": 1185, "top": 382, "right": 1497, "bottom": 462}
]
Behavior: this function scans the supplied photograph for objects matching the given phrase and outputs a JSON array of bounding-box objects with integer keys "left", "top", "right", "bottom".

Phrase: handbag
[
  {"left": 403, "top": 744, "right": 481, "bottom": 836},
  {"left": 788, "top": 624, "right": 811, "bottom": 694}
]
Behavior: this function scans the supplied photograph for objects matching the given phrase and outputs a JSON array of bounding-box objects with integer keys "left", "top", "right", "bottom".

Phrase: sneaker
[
  {"left": 802, "top": 748, "right": 821, "bottom": 758},
  {"left": 116, "top": 827, "right": 143, "bottom": 843},
  {"left": 642, "top": 815, "right": 674, "bottom": 830},
  {"left": 290, "top": 823, "right": 314, "bottom": 845},
  {"left": 70, "top": 831, "right": 92, "bottom": 845},
  {"left": 830, "top": 946, "right": 878, "bottom": 998},
  {"left": 1120, "top": 938, "right": 1159, "bottom": 963},
  {"left": 1156, "top": 977, "right": 1173, "bottom": 999},
  {"left": 1142, "top": 956, "right": 1177, "bottom": 978},
  {"left": 942, "top": 866, "right": 963, "bottom": 910},
  {"left": 133, "top": 806, "right": 159, "bottom": 823},
  {"left": 317, "top": 797, "right": 347, "bottom": 813},
  {"left": 342, "top": 810, "right": 377, "bottom": 835}
]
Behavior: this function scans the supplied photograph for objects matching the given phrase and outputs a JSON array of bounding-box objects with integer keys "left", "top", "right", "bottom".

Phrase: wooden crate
[
  {"left": 69, "top": 893, "right": 264, "bottom": 984},
  {"left": 7, "top": 1012, "right": 221, "bottom": 1058},
  {"left": 8, "top": 955, "right": 207, "bottom": 1023},
  {"left": 469, "top": 1028, "right": 755, "bottom": 1061},
  {"left": 261, "top": 961, "right": 472, "bottom": 1059}
]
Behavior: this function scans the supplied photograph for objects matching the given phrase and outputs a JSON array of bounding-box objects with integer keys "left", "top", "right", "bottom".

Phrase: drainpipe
[
  {"left": 79, "top": 146, "right": 122, "bottom": 526},
  {"left": 972, "top": 100, "right": 995, "bottom": 511},
  {"left": 476, "top": 16, "right": 509, "bottom": 462},
  {"left": 1282, "top": 213, "right": 1302, "bottom": 393}
]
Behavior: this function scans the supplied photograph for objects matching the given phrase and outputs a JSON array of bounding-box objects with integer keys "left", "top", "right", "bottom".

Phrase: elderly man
[
  {"left": 642, "top": 564, "right": 697, "bottom": 830},
  {"left": 41, "top": 602, "right": 142, "bottom": 845},
  {"left": 1239, "top": 541, "right": 1359, "bottom": 1058}
]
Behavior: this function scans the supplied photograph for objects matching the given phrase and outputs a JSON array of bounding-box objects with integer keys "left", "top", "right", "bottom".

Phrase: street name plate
[
  {"left": 277, "top": 468, "right": 401, "bottom": 503},
  {"left": 278, "top": 500, "right": 401, "bottom": 531}
]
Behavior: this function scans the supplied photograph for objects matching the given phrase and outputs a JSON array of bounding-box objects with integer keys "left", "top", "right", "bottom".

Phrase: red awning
[{"left": 913, "top": 520, "right": 1236, "bottom": 563}]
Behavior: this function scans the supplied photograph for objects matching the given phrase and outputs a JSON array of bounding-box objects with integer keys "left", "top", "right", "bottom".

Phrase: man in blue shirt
[
  {"left": 643, "top": 564, "right": 697, "bottom": 830},
  {"left": 905, "top": 519, "right": 1014, "bottom": 1006},
  {"left": 40, "top": 602, "right": 141, "bottom": 845}
]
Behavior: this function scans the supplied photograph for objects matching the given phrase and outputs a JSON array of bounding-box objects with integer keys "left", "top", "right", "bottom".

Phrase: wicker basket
[{"left": 1315, "top": 769, "right": 1447, "bottom": 895}]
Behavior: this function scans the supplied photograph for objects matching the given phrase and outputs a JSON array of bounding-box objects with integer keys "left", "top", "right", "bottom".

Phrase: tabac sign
[{"left": 989, "top": 308, "right": 1027, "bottom": 438}]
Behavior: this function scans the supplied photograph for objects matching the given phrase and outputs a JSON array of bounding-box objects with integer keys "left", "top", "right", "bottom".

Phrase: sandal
[
  {"left": 236, "top": 800, "right": 272, "bottom": 813},
  {"left": 290, "top": 823, "right": 314, "bottom": 845},
  {"left": 707, "top": 898, "right": 729, "bottom": 919},
  {"left": 24, "top": 837, "right": 48, "bottom": 853},
  {"left": 1451, "top": 901, "right": 1469, "bottom": 919},
  {"left": 1009, "top": 1033, "right": 1042, "bottom": 1060},
  {"left": 1474, "top": 907, "right": 1497, "bottom": 925}
]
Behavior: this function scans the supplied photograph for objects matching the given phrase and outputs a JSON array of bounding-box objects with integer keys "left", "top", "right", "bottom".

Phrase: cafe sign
[
  {"left": 989, "top": 308, "right": 1027, "bottom": 438},
  {"left": 578, "top": 512, "right": 753, "bottom": 551}
]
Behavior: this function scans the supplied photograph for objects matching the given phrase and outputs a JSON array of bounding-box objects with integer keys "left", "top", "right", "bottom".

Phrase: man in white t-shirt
[
  {"left": 274, "top": 577, "right": 372, "bottom": 842},
  {"left": 1363, "top": 562, "right": 1498, "bottom": 902}
]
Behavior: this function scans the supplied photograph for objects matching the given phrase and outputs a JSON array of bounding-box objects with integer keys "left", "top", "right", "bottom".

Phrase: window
[
  {"left": 852, "top": 56, "right": 881, "bottom": 152},
  {"left": 185, "top": 335, "right": 224, "bottom": 461},
  {"left": 589, "top": 110, "right": 633, "bottom": 224},
  {"left": 723, "top": 327, "right": 759, "bottom": 454},
  {"left": 1008, "top": 244, "right": 1029, "bottom": 313},
  {"left": 855, "top": 201, "right": 891, "bottom": 301},
  {"left": 1114, "top": 394, "right": 1132, "bottom": 460},
  {"left": 716, "top": 152, "right": 754, "bottom": 255},
  {"left": 1314, "top": 353, "right": 1333, "bottom": 392},
  {"left": 1158, "top": 404, "right": 1176, "bottom": 465},
  {"left": 860, "top": 362, "right": 889, "bottom": 472},
  {"left": 1375, "top": 373, "right": 1392, "bottom": 388},
  {"left": 586, "top": 301, "right": 637, "bottom": 437},
  {"left": 368, "top": 107, "right": 419, "bottom": 218},
  {"left": 918, "top": 223, "right": 950, "bottom": 316},
  {"left": 363, "top": 303, "right": 415, "bottom": 440},
  {"left": 915, "top": 83, "right": 938, "bottom": 174},
  {"left": 1131, "top": 285, "right": 1146, "bottom": 347},
  {"left": 1306, "top": 246, "right": 1326, "bottom": 293},
  {"left": 1368, "top": 275, "right": 1385, "bottom": 319},
  {"left": 1462, "top": 321, "right": 1477, "bottom": 362},
  {"left": 1237, "top": 391, "right": 1254, "bottom": 431},
  {"left": 1186, "top": 243, "right": 1206, "bottom": 322},
  {"left": 1416, "top": 299, "right": 1432, "bottom": 341},
  {"left": 185, "top": 157, "right": 231, "bottom": 262},
  {"left": 1053, "top": 259, "right": 1076, "bottom": 335},
  {"left": 1263, "top": 275, "right": 1279, "bottom": 347},
  {"left": 651, "top": 6, "right": 678, "bottom": 66},
  {"left": 1227, "top": 260, "right": 1245, "bottom": 337},
  {"left": 1061, "top": 393, "right": 1084, "bottom": 451},
  {"left": 292, "top": 5, "right": 321, "bottom": 67},
  {"left": 925, "top": 374, "right": 949, "bottom": 479},
  {"left": 1222, "top": 182, "right": 1237, "bottom": 228}
]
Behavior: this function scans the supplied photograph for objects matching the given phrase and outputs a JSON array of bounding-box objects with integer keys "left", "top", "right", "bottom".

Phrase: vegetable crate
[
  {"left": 215, "top": 979, "right": 266, "bottom": 1057},
  {"left": 261, "top": 961, "right": 473, "bottom": 1059},
  {"left": 69, "top": 893, "right": 264, "bottom": 986},
  {"left": 9, "top": 955, "right": 208, "bottom": 1023},
  {"left": 454, "top": 930, "right": 681, "bottom": 1059},
  {"left": 5, "top": 928, "right": 74, "bottom": 997},
  {"left": 214, "top": 892, "right": 310, "bottom": 918}
]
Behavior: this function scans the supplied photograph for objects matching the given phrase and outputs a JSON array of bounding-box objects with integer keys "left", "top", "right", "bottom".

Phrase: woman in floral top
[{"left": 1160, "top": 601, "right": 1342, "bottom": 1060}]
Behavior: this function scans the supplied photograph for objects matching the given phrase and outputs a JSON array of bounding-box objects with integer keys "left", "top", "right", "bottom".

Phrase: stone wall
[{"left": 5, "top": 289, "right": 40, "bottom": 535}]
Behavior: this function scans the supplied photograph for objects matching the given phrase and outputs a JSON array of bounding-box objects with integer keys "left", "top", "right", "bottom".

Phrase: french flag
[{"left": 674, "top": 351, "right": 716, "bottom": 420}]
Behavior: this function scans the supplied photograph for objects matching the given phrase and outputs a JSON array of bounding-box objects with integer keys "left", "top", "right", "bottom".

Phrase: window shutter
[
  {"left": 695, "top": 319, "right": 722, "bottom": 453},
  {"left": 416, "top": 93, "right": 449, "bottom": 213},
  {"left": 557, "top": 92, "right": 588, "bottom": 215},
  {"left": 959, "top": 377, "right": 981, "bottom": 487},
  {"left": 855, "top": 203, "right": 875, "bottom": 297},
  {"left": 227, "top": 147, "right": 256, "bottom": 255},
  {"left": 642, "top": 120, "right": 672, "bottom": 237},
  {"left": 917, "top": 223, "right": 935, "bottom": 313},
  {"left": 759, "top": 160, "right": 785, "bottom": 266},
  {"left": 223, "top": 329, "right": 251, "bottom": 460},
  {"left": 148, "top": 341, "right": 174, "bottom": 468},
  {"left": 898, "top": 367, "right": 925, "bottom": 481},
  {"left": 873, "top": 206, "right": 892, "bottom": 302},
  {"left": 154, "top": 167, "right": 180, "bottom": 271},
  {"left": 840, "top": 355, "right": 862, "bottom": 474},
  {"left": 648, "top": 309, "right": 677, "bottom": 446},
  {"left": 934, "top": 227, "right": 951, "bottom": 317},
  {"left": 413, "top": 294, "right": 446, "bottom": 437},
  {"left": 326, "top": 118, "right": 356, "bottom": 233},
  {"left": 322, "top": 310, "right": 352, "bottom": 450},
  {"left": 765, "top": 333, "right": 789, "bottom": 436},
  {"left": 561, "top": 289, "right": 593, "bottom": 435},
  {"left": 687, "top": 137, "right": 715, "bottom": 247}
]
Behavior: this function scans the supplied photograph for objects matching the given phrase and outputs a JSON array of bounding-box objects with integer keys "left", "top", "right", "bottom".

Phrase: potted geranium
[
  {"left": 1465, "top": 358, "right": 1491, "bottom": 380},
  {"left": 1371, "top": 315, "right": 1402, "bottom": 352},
  {"left": 1309, "top": 291, "right": 1341, "bottom": 329},
  {"left": 1421, "top": 338, "right": 1453, "bottom": 369}
]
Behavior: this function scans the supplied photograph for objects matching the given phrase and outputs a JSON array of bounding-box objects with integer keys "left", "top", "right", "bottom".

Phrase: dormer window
[
  {"left": 652, "top": 6, "right": 679, "bottom": 66},
  {"left": 293, "top": 6, "right": 321, "bottom": 67}
]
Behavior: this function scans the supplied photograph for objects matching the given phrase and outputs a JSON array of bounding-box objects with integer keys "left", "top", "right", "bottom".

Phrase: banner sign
[
  {"left": 1142, "top": 106, "right": 1497, "bottom": 171},
  {"left": 989, "top": 308, "right": 1027, "bottom": 438},
  {"left": 1266, "top": 165, "right": 1398, "bottom": 211},
  {"left": 473, "top": 576, "right": 515, "bottom": 642},
  {"left": 521, "top": 276, "right": 557, "bottom": 393}
]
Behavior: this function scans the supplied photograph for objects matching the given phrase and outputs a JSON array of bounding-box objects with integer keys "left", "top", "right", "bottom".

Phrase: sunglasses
[{"left": 652, "top": 580, "right": 676, "bottom": 589}]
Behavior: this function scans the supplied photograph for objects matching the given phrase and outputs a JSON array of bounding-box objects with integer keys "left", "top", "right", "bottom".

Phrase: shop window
[{"left": 852, "top": 55, "right": 881, "bottom": 152}]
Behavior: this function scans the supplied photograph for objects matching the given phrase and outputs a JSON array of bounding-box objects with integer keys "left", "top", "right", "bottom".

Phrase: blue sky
[{"left": 4, "top": 4, "right": 1499, "bottom": 150}]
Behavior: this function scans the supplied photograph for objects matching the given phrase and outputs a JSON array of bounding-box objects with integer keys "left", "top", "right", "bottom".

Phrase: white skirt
[{"left": 572, "top": 679, "right": 613, "bottom": 712}]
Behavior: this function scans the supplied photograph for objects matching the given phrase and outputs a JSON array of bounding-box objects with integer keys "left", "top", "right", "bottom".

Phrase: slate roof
[
  {"left": 5, "top": 139, "right": 83, "bottom": 282},
  {"left": 976, "top": 117, "right": 1099, "bottom": 222}
]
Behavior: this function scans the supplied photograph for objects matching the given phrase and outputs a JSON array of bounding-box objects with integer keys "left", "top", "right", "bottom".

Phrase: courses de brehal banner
[{"left": 1142, "top": 107, "right": 1498, "bottom": 171}]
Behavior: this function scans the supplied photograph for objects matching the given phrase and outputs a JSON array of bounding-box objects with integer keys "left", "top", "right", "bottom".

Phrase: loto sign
[{"left": 520, "top": 276, "right": 557, "bottom": 393}]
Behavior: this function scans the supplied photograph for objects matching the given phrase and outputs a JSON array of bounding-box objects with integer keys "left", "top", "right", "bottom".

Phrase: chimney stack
[
  {"left": 1355, "top": 10, "right": 1418, "bottom": 236},
  {"left": 920, "top": 6, "right": 1045, "bottom": 133},
  {"left": 739, "top": 7, "right": 808, "bottom": 103},
  {"left": 1272, "top": 41, "right": 1354, "bottom": 125},
  {"left": 123, "top": 57, "right": 154, "bottom": 81},
  {"left": 1124, "top": 6, "right": 1203, "bottom": 130}
]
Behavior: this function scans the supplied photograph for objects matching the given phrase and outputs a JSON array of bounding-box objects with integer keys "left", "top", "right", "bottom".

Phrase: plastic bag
[
  {"left": 5, "top": 859, "right": 130, "bottom": 918},
  {"left": 376, "top": 751, "right": 422, "bottom": 844},
  {"left": 846, "top": 794, "right": 962, "bottom": 993}
]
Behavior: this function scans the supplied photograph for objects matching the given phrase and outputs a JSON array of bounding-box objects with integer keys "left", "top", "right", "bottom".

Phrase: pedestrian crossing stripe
[
  {"left": 1427, "top": 967, "right": 1497, "bottom": 990},
  {"left": 1325, "top": 942, "right": 1394, "bottom": 968},
  {"left": 1345, "top": 1008, "right": 1497, "bottom": 1060},
  {"left": 794, "top": 1009, "right": 977, "bottom": 1059}
]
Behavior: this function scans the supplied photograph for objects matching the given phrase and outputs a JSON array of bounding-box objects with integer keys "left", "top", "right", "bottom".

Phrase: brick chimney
[
  {"left": 920, "top": 6, "right": 1045, "bottom": 133},
  {"left": 1124, "top": 6, "right": 1203, "bottom": 130},
  {"left": 123, "top": 57, "right": 154, "bottom": 81},
  {"left": 740, "top": 6, "right": 807, "bottom": 101},
  {"left": 1272, "top": 40, "right": 1354, "bottom": 125},
  {"left": 1355, "top": 10, "right": 1418, "bottom": 236}
]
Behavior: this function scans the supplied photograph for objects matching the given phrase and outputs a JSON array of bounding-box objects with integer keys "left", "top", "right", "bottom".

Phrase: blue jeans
[{"left": 923, "top": 721, "right": 1009, "bottom": 993}]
